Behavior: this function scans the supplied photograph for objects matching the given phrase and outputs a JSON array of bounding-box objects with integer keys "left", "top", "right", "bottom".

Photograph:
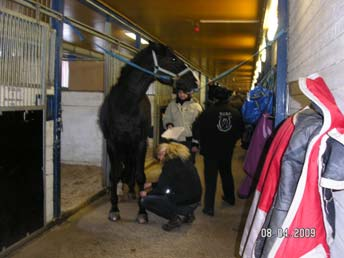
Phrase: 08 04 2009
[{"left": 260, "top": 227, "right": 316, "bottom": 238}]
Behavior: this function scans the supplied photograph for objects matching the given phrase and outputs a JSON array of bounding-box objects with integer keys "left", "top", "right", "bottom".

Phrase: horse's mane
[{"left": 116, "top": 45, "right": 154, "bottom": 86}]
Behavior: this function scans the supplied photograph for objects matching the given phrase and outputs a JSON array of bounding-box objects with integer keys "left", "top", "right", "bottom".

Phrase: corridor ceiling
[{"left": 63, "top": 0, "right": 266, "bottom": 91}]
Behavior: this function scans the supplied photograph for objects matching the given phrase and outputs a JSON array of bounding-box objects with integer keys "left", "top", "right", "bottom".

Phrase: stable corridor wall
[
  {"left": 61, "top": 61, "right": 104, "bottom": 166},
  {"left": 288, "top": 0, "right": 344, "bottom": 114}
]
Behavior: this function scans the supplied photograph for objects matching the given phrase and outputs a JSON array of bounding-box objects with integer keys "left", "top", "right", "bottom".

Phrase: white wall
[
  {"left": 288, "top": 0, "right": 344, "bottom": 114},
  {"left": 61, "top": 91, "right": 103, "bottom": 166}
]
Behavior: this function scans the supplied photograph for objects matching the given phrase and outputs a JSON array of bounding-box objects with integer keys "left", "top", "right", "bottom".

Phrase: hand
[
  {"left": 144, "top": 182, "right": 152, "bottom": 190},
  {"left": 167, "top": 124, "right": 173, "bottom": 129},
  {"left": 140, "top": 191, "right": 147, "bottom": 198},
  {"left": 191, "top": 146, "right": 199, "bottom": 153}
]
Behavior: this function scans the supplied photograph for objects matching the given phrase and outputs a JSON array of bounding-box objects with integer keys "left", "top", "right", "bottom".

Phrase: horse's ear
[
  {"left": 149, "top": 41, "right": 168, "bottom": 55},
  {"left": 148, "top": 40, "right": 156, "bottom": 47}
]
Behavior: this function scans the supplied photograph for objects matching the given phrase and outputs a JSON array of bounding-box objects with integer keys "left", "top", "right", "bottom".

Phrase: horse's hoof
[
  {"left": 136, "top": 213, "right": 148, "bottom": 224},
  {"left": 108, "top": 211, "right": 121, "bottom": 222},
  {"left": 128, "top": 192, "right": 137, "bottom": 201}
]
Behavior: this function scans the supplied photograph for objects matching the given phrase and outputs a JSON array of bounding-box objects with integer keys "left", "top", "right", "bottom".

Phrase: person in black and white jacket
[{"left": 193, "top": 85, "right": 243, "bottom": 216}]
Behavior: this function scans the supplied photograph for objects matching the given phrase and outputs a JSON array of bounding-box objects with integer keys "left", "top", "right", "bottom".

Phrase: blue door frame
[
  {"left": 275, "top": 0, "right": 288, "bottom": 127},
  {"left": 52, "top": 0, "right": 64, "bottom": 218}
]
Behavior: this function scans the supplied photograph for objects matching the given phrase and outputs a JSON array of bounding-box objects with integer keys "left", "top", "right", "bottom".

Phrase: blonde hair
[{"left": 157, "top": 142, "right": 190, "bottom": 162}]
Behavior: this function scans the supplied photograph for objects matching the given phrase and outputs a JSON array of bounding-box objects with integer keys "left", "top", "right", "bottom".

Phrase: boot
[
  {"left": 182, "top": 212, "right": 195, "bottom": 224},
  {"left": 162, "top": 216, "right": 182, "bottom": 231},
  {"left": 222, "top": 195, "right": 235, "bottom": 206}
]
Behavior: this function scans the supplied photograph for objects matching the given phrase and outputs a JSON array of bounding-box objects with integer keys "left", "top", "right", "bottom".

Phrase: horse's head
[{"left": 148, "top": 42, "right": 199, "bottom": 93}]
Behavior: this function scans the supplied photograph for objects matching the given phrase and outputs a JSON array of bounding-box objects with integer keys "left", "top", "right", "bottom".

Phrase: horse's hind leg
[
  {"left": 136, "top": 140, "right": 148, "bottom": 224},
  {"left": 107, "top": 143, "right": 122, "bottom": 221}
]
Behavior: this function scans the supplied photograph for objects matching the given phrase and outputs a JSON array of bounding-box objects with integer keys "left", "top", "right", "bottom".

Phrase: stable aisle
[{"left": 10, "top": 144, "right": 251, "bottom": 258}]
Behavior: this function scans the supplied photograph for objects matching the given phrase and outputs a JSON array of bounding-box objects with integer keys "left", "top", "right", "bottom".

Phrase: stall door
[
  {"left": 0, "top": 8, "right": 52, "bottom": 249},
  {"left": 0, "top": 111, "right": 43, "bottom": 248}
]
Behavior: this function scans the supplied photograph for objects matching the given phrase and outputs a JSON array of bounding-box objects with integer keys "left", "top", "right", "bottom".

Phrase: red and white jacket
[{"left": 240, "top": 74, "right": 344, "bottom": 257}]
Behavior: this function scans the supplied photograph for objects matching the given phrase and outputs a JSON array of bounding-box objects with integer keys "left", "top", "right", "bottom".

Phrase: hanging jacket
[
  {"left": 241, "top": 85, "right": 273, "bottom": 125},
  {"left": 239, "top": 113, "right": 273, "bottom": 198},
  {"left": 256, "top": 108, "right": 323, "bottom": 257},
  {"left": 241, "top": 75, "right": 344, "bottom": 258},
  {"left": 239, "top": 115, "right": 295, "bottom": 258},
  {"left": 318, "top": 128, "right": 344, "bottom": 257},
  {"left": 263, "top": 75, "right": 344, "bottom": 257}
]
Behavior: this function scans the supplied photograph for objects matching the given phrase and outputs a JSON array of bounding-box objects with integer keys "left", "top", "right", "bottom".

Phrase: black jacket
[
  {"left": 150, "top": 158, "right": 202, "bottom": 205},
  {"left": 193, "top": 101, "right": 244, "bottom": 159}
]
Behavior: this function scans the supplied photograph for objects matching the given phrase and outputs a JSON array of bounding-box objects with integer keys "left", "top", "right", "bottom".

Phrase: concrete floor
[{"left": 9, "top": 145, "right": 252, "bottom": 258}]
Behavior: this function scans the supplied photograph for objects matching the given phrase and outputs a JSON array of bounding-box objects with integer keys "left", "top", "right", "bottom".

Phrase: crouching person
[{"left": 140, "top": 142, "right": 202, "bottom": 231}]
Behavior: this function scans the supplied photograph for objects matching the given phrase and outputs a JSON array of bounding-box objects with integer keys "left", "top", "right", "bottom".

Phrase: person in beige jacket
[{"left": 162, "top": 87, "right": 202, "bottom": 163}]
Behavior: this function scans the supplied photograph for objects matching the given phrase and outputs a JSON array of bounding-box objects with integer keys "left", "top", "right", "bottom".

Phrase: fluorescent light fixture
[
  {"left": 267, "top": 19, "right": 278, "bottom": 41},
  {"left": 263, "top": 0, "right": 278, "bottom": 41},
  {"left": 256, "top": 60, "right": 262, "bottom": 73},
  {"left": 141, "top": 38, "right": 149, "bottom": 45},
  {"left": 259, "top": 39, "right": 267, "bottom": 63},
  {"left": 260, "top": 48, "right": 267, "bottom": 62},
  {"left": 254, "top": 69, "right": 259, "bottom": 79},
  {"left": 199, "top": 19, "right": 259, "bottom": 24},
  {"left": 124, "top": 31, "right": 149, "bottom": 45}
]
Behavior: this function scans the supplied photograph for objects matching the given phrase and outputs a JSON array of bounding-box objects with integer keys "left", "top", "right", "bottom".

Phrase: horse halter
[{"left": 151, "top": 50, "right": 192, "bottom": 89}]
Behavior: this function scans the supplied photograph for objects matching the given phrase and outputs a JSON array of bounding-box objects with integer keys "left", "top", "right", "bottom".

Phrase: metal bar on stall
[
  {"left": 11, "top": 0, "right": 138, "bottom": 54},
  {"left": 135, "top": 33, "right": 141, "bottom": 49},
  {"left": 0, "top": 7, "right": 48, "bottom": 108},
  {"left": 41, "top": 26, "right": 48, "bottom": 224},
  {"left": 12, "top": 0, "right": 203, "bottom": 73},
  {"left": 24, "top": 18, "right": 29, "bottom": 106},
  {"left": 0, "top": 106, "right": 44, "bottom": 112},
  {"left": 49, "top": 30, "right": 56, "bottom": 86},
  {"left": 102, "top": 18, "right": 111, "bottom": 188},
  {"left": 3, "top": 14, "right": 9, "bottom": 91},
  {"left": 80, "top": 0, "right": 203, "bottom": 72},
  {"left": 28, "top": 19, "right": 34, "bottom": 106},
  {"left": 14, "top": 16, "right": 19, "bottom": 106}
]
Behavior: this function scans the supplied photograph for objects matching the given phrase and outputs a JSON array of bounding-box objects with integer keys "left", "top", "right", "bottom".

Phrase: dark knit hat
[{"left": 208, "top": 85, "right": 233, "bottom": 101}]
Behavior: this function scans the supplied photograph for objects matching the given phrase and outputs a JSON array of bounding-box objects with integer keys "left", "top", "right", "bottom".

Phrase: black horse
[{"left": 99, "top": 42, "right": 198, "bottom": 223}]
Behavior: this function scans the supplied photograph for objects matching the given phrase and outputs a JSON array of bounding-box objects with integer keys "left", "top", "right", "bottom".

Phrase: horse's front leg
[
  {"left": 136, "top": 140, "right": 148, "bottom": 224},
  {"left": 123, "top": 155, "right": 136, "bottom": 201},
  {"left": 107, "top": 143, "right": 122, "bottom": 222}
]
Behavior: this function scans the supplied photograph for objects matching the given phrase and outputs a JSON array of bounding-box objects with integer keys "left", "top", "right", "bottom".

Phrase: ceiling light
[
  {"left": 259, "top": 39, "right": 267, "bottom": 62},
  {"left": 256, "top": 60, "right": 262, "bottom": 73},
  {"left": 199, "top": 20, "right": 259, "bottom": 24},
  {"left": 141, "top": 38, "right": 149, "bottom": 45},
  {"left": 124, "top": 32, "right": 149, "bottom": 45},
  {"left": 260, "top": 48, "right": 267, "bottom": 62},
  {"left": 263, "top": 0, "right": 279, "bottom": 41}
]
